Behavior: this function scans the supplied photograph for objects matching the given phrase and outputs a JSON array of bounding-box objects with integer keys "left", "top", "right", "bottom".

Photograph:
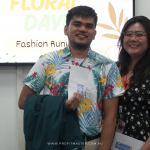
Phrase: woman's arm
[{"left": 140, "top": 136, "right": 150, "bottom": 150}]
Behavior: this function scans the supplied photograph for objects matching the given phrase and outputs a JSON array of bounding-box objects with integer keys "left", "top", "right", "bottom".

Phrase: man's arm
[
  {"left": 18, "top": 85, "right": 82, "bottom": 111},
  {"left": 98, "top": 97, "right": 118, "bottom": 150},
  {"left": 18, "top": 85, "right": 36, "bottom": 109}
]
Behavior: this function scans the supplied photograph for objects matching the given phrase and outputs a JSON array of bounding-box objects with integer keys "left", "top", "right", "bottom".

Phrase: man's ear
[
  {"left": 93, "top": 30, "right": 97, "bottom": 40},
  {"left": 64, "top": 25, "right": 68, "bottom": 36}
]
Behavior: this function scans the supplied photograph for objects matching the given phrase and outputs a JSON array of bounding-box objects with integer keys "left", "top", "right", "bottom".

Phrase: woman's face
[{"left": 123, "top": 22, "right": 148, "bottom": 59}]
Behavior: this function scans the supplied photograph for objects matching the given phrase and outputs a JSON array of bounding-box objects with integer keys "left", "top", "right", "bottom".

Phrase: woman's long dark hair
[{"left": 117, "top": 16, "right": 150, "bottom": 83}]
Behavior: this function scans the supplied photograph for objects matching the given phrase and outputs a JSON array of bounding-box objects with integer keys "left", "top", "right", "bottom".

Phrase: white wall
[
  {"left": 0, "top": 66, "right": 17, "bottom": 150},
  {"left": 1, "top": 0, "right": 150, "bottom": 149},
  {"left": 0, "top": 66, "right": 32, "bottom": 150},
  {"left": 135, "top": 0, "right": 150, "bottom": 18}
]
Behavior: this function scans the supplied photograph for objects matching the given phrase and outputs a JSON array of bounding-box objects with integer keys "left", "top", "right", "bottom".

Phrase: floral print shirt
[{"left": 23, "top": 46, "right": 124, "bottom": 136}]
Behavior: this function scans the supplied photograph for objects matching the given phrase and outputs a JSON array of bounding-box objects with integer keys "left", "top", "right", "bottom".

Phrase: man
[{"left": 19, "top": 6, "right": 124, "bottom": 150}]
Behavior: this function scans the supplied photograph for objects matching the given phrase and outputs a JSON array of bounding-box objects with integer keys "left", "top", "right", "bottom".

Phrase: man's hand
[{"left": 65, "top": 92, "right": 82, "bottom": 111}]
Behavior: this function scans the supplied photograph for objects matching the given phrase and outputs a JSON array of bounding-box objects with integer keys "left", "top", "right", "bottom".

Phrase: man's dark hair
[
  {"left": 66, "top": 6, "right": 98, "bottom": 27},
  {"left": 117, "top": 16, "right": 150, "bottom": 83}
]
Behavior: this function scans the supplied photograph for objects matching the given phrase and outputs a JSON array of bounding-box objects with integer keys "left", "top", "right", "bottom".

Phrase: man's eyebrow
[
  {"left": 72, "top": 21, "right": 81, "bottom": 24},
  {"left": 86, "top": 23, "right": 94, "bottom": 26},
  {"left": 72, "top": 21, "right": 94, "bottom": 26}
]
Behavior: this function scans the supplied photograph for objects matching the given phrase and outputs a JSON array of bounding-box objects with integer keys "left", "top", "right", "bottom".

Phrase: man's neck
[{"left": 69, "top": 45, "right": 89, "bottom": 59}]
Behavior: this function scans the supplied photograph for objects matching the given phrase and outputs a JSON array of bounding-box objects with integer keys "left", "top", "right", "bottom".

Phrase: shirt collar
[{"left": 61, "top": 45, "right": 97, "bottom": 61}]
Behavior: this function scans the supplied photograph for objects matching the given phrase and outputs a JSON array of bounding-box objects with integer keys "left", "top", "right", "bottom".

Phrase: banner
[{"left": 0, "top": 0, "right": 133, "bottom": 63}]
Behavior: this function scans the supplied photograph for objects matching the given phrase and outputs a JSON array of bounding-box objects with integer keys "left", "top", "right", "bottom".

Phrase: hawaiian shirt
[{"left": 23, "top": 46, "right": 124, "bottom": 136}]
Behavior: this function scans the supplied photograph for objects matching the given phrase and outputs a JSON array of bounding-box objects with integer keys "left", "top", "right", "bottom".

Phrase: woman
[{"left": 117, "top": 16, "right": 150, "bottom": 150}]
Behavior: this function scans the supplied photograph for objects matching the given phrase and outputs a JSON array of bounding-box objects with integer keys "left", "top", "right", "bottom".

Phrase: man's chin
[{"left": 73, "top": 42, "right": 90, "bottom": 50}]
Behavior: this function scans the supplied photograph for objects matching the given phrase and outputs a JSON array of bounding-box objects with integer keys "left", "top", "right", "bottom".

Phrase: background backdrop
[
  {"left": 0, "top": 0, "right": 133, "bottom": 64},
  {"left": 1, "top": 0, "right": 150, "bottom": 150}
]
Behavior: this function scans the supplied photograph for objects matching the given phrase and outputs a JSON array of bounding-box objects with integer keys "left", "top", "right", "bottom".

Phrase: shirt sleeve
[
  {"left": 23, "top": 56, "right": 46, "bottom": 93},
  {"left": 104, "top": 62, "right": 124, "bottom": 100}
]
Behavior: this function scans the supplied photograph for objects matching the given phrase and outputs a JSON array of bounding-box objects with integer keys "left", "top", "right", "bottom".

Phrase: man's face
[{"left": 64, "top": 15, "right": 96, "bottom": 50}]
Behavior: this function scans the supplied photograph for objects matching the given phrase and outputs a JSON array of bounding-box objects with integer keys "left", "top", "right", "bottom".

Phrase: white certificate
[
  {"left": 111, "top": 132, "right": 145, "bottom": 150},
  {"left": 68, "top": 65, "right": 89, "bottom": 100}
]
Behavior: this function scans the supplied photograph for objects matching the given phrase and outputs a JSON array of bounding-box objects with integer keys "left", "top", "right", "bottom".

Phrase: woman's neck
[{"left": 129, "top": 57, "right": 140, "bottom": 71}]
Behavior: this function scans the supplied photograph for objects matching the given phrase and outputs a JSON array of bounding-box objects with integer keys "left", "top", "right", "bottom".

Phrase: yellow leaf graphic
[
  {"left": 109, "top": 2, "right": 116, "bottom": 26},
  {"left": 97, "top": 23, "right": 115, "bottom": 30},
  {"left": 119, "top": 9, "right": 123, "bottom": 29},
  {"left": 102, "top": 34, "right": 119, "bottom": 39},
  {"left": 124, "top": 17, "right": 128, "bottom": 25}
]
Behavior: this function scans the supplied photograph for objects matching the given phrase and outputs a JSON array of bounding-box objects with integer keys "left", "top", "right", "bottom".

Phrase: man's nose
[{"left": 79, "top": 25, "right": 86, "bottom": 31}]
